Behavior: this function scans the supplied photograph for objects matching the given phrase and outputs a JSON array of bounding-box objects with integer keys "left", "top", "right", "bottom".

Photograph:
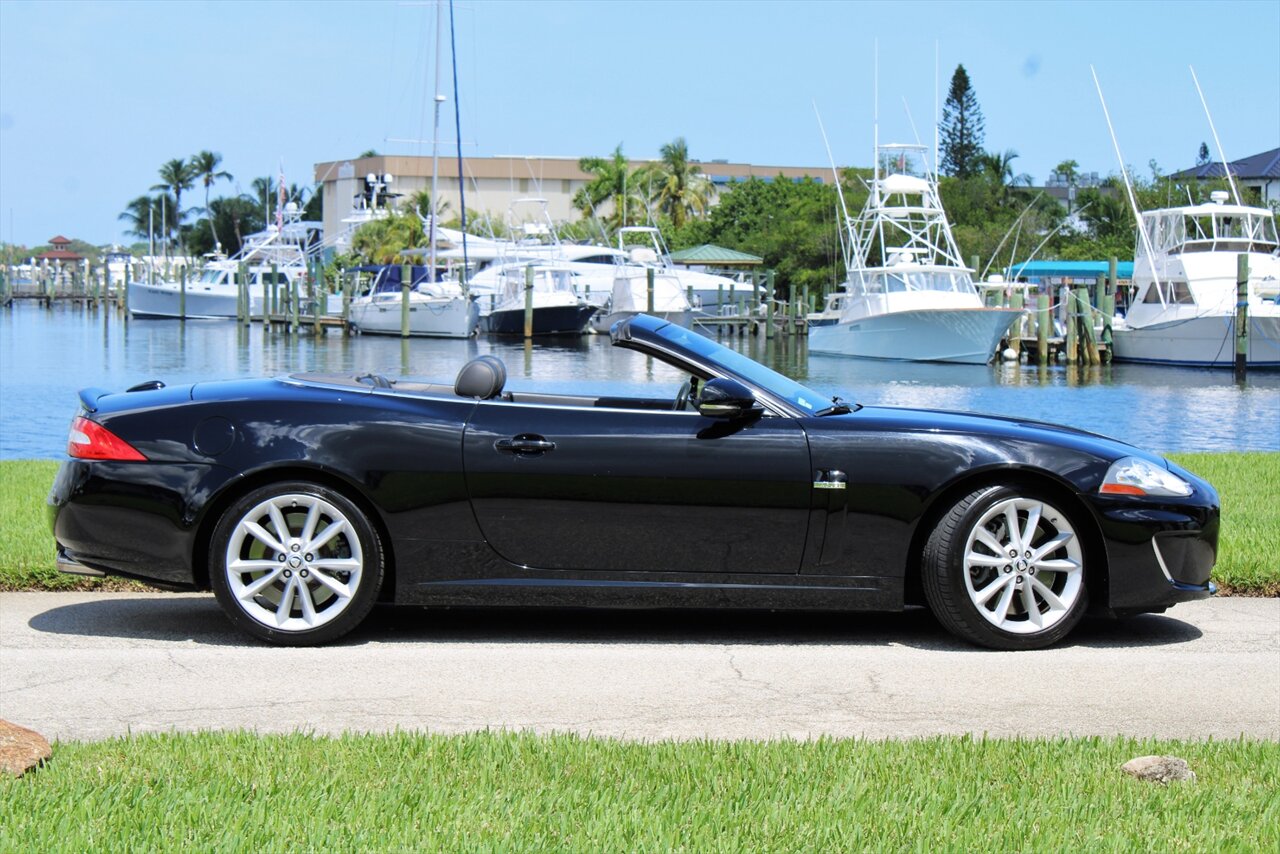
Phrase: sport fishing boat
[
  {"left": 809, "top": 144, "right": 1021, "bottom": 363},
  {"left": 1112, "top": 192, "right": 1280, "bottom": 367},
  {"left": 128, "top": 205, "right": 322, "bottom": 320}
]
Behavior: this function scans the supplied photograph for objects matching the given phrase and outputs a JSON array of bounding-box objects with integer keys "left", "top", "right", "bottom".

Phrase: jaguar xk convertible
[{"left": 49, "top": 315, "right": 1218, "bottom": 649}]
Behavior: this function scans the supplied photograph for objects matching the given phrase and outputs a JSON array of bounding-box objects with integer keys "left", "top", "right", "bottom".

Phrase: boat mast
[
  {"left": 428, "top": 0, "right": 445, "bottom": 284},
  {"left": 1189, "top": 65, "right": 1242, "bottom": 206},
  {"left": 1090, "top": 66, "right": 1165, "bottom": 304}
]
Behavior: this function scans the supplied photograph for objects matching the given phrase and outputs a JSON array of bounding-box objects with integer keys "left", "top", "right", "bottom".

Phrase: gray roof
[{"left": 1172, "top": 147, "right": 1280, "bottom": 180}]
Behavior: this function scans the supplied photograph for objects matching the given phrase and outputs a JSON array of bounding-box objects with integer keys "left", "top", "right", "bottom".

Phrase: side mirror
[{"left": 696, "top": 377, "right": 761, "bottom": 420}]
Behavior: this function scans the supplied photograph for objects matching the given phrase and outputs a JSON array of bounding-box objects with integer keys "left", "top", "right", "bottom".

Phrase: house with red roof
[{"left": 36, "top": 235, "right": 84, "bottom": 263}]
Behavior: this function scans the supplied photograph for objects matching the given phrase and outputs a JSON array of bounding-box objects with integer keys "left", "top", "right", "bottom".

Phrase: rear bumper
[{"left": 48, "top": 458, "right": 236, "bottom": 589}]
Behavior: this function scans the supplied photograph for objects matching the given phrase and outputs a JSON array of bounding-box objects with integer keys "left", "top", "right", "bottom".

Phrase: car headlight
[{"left": 1100, "top": 456, "right": 1193, "bottom": 497}]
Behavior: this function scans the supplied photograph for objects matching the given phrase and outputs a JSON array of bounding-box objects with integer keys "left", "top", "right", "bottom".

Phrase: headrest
[{"left": 454, "top": 355, "right": 507, "bottom": 400}]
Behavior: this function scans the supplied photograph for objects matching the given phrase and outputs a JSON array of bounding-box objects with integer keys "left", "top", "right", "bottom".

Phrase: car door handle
[{"left": 494, "top": 434, "right": 556, "bottom": 455}]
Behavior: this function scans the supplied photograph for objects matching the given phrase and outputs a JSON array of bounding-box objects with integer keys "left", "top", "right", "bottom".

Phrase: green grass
[
  {"left": 1, "top": 732, "right": 1275, "bottom": 851},
  {"left": 1168, "top": 452, "right": 1280, "bottom": 596},
  {"left": 3, "top": 454, "right": 1276, "bottom": 594}
]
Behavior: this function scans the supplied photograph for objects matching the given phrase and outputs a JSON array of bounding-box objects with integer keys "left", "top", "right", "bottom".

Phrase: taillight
[{"left": 68, "top": 416, "right": 147, "bottom": 461}]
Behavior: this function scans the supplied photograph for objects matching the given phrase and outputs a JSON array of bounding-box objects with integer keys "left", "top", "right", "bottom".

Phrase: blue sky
[{"left": 1, "top": 0, "right": 1276, "bottom": 247}]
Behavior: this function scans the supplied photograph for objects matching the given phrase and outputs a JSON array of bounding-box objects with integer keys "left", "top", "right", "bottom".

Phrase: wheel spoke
[
  {"left": 300, "top": 501, "right": 321, "bottom": 546},
  {"left": 296, "top": 579, "right": 318, "bottom": 625},
  {"left": 1021, "top": 583, "right": 1042, "bottom": 628},
  {"left": 1030, "top": 576, "right": 1067, "bottom": 613},
  {"left": 1031, "top": 532, "right": 1073, "bottom": 562},
  {"left": 1003, "top": 506, "right": 1023, "bottom": 551},
  {"left": 965, "top": 552, "right": 1007, "bottom": 568},
  {"left": 238, "top": 567, "right": 285, "bottom": 600},
  {"left": 266, "top": 503, "right": 293, "bottom": 546},
  {"left": 1020, "top": 504, "right": 1042, "bottom": 552},
  {"left": 973, "top": 572, "right": 1015, "bottom": 605},
  {"left": 974, "top": 529, "right": 1007, "bottom": 558},
  {"left": 1034, "top": 557, "right": 1079, "bottom": 574},
  {"left": 275, "top": 577, "right": 297, "bottom": 624},
  {"left": 243, "top": 520, "right": 286, "bottom": 556},
  {"left": 307, "top": 520, "right": 345, "bottom": 553},
  {"left": 229, "top": 558, "right": 279, "bottom": 574},
  {"left": 310, "top": 557, "right": 361, "bottom": 573},
  {"left": 310, "top": 568, "right": 352, "bottom": 599},
  {"left": 993, "top": 582, "right": 1016, "bottom": 623}
]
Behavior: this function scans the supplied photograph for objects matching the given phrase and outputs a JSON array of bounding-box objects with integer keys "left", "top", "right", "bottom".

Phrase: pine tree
[{"left": 939, "top": 65, "right": 985, "bottom": 179}]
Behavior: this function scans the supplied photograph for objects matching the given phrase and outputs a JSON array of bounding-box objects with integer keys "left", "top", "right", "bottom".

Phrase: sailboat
[{"left": 809, "top": 143, "right": 1021, "bottom": 363}]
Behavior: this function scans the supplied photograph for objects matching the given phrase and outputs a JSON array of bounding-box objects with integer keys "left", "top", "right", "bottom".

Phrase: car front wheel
[
  {"left": 922, "top": 485, "right": 1088, "bottom": 650},
  {"left": 210, "top": 481, "right": 384, "bottom": 645}
]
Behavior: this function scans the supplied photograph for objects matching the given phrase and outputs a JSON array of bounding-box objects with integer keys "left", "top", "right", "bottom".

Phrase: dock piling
[
  {"left": 523, "top": 265, "right": 534, "bottom": 339},
  {"left": 401, "top": 263, "right": 412, "bottom": 338},
  {"left": 1236, "top": 254, "right": 1249, "bottom": 381}
]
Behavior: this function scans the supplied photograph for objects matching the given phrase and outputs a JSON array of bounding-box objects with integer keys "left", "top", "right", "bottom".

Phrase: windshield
[{"left": 649, "top": 323, "right": 843, "bottom": 415}]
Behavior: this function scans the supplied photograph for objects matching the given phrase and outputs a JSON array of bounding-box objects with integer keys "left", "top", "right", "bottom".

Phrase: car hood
[{"left": 835, "top": 404, "right": 1167, "bottom": 467}]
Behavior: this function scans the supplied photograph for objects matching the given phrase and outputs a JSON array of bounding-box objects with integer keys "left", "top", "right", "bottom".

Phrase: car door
[{"left": 462, "top": 401, "right": 812, "bottom": 574}]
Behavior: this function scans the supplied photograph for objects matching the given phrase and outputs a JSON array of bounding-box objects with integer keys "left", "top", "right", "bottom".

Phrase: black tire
[
  {"left": 210, "top": 481, "right": 384, "bottom": 645},
  {"left": 921, "top": 485, "right": 1089, "bottom": 650}
]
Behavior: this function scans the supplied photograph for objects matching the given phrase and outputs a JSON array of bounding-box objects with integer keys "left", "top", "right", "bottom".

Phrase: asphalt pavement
[{"left": 1, "top": 592, "right": 1276, "bottom": 742}]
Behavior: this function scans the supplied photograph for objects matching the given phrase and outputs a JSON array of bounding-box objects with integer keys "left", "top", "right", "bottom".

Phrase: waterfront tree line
[{"left": 4, "top": 66, "right": 1240, "bottom": 291}]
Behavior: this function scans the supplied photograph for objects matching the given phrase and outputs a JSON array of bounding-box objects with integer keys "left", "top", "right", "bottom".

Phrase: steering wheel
[{"left": 673, "top": 377, "right": 694, "bottom": 411}]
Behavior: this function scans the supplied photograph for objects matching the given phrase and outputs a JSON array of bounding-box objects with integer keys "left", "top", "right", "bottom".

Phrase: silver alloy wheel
[
  {"left": 962, "top": 496, "right": 1083, "bottom": 635},
  {"left": 224, "top": 493, "right": 364, "bottom": 632}
]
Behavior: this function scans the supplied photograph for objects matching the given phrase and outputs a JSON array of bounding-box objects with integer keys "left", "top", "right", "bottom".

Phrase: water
[{"left": 1, "top": 303, "right": 1277, "bottom": 459}]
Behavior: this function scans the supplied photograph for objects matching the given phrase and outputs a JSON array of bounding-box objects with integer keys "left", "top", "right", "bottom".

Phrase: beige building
[{"left": 313, "top": 154, "right": 828, "bottom": 241}]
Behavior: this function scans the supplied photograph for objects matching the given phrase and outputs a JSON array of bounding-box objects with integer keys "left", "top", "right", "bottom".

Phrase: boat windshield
[
  {"left": 849, "top": 269, "right": 976, "bottom": 296},
  {"left": 197, "top": 269, "right": 227, "bottom": 284},
  {"left": 650, "top": 323, "right": 842, "bottom": 415}
]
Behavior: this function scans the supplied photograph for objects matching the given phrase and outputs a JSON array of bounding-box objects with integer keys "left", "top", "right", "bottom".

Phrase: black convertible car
[{"left": 49, "top": 315, "right": 1218, "bottom": 649}]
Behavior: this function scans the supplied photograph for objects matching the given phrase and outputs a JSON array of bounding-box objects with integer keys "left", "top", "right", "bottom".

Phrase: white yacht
[
  {"left": 347, "top": 265, "right": 478, "bottom": 338},
  {"left": 589, "top": 268, "right": 695, "bottom": 333},
  {"left": 809, "top": 144, "right": 1021, "bottom": 364},
  {"left": 482, "top": 263, "right": 597, "bottom": 335},
  {"left": 128, "top": 206, "right": 322, "bottom": 319},
  {"left": 1112, "top": 193, "right": 1280, "bottom": 367}
]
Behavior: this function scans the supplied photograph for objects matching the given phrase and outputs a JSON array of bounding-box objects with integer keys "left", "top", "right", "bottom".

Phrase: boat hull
[
  {"left": 485, "top": 304, "right": 597, "bottom": 335},
  {"left": 349, "top": 297, "right": 477, "bottom": 338},
  {"left": 809, "top": 308, "right": 1021, "bottom": 364},
  {"left": 590, "top": 309, "right": 692, "bottom": 335},
  {"left": 128, "top": 280, "right": 242, "bottom": 319},
  {"left": 1112, "top": 314, "right": 1280, "bottom": 367}
]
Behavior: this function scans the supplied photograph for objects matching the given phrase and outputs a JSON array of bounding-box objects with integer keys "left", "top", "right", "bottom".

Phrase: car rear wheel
[
  {"left": 210, "top": 482, "right": 384, "bottom": 645},
  {"left": 922, "top": 485, "right": 1088, "bottom": 650}
]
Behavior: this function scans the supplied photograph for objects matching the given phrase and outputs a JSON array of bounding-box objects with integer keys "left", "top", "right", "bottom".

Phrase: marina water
[{"left": 2, "top": 303, "right": 1277, "bottom": 459}]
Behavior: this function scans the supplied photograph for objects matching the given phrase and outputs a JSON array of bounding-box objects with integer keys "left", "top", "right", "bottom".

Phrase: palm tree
[
  {"left": 151, "top": 158, "right": 196, "bottom": 250},
  {"left": 574, "top": 145, "right": 644, "bottom": 232},
  {"left": 979, "top": 149, "right": 1031, "bottom": 208},
  {"left": 652, "top": 137, "right": 713, "bottom": 230},
  {"left": 190, "top": 151, "right": 232, "bottom": 249},
  {"left": 350, "top": 212, "right": 424, "bottom": 264},
  {"left": 119, "top": 195, "right": 163, "bottom": 242},
  {"left": 250, "top": 176, "right": 277, "bottom": 224}
]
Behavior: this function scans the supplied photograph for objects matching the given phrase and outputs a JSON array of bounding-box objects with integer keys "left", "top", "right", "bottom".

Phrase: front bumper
[{"left": 1088, "top": 479, "right": 1220, "bottom": 611}]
